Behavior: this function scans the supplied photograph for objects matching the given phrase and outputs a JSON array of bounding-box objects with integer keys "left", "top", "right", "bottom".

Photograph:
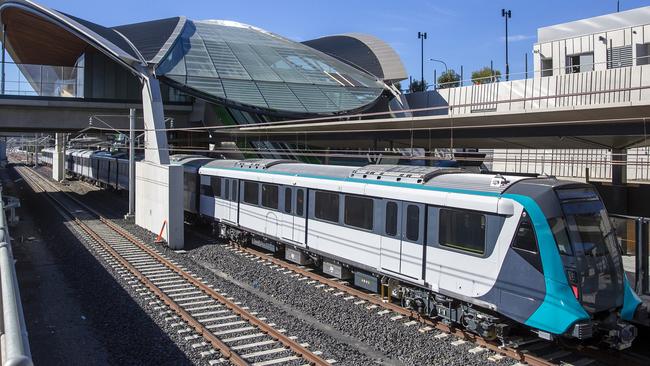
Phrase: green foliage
[
  {"left": 437, "top": 69, "right": 461, "bottom": 88},
  {"left": 409, "top": 79, "right": 426, "bottom": 93},
  {"left": 471, "top": 67, "right": 501, "bottom": 84}
]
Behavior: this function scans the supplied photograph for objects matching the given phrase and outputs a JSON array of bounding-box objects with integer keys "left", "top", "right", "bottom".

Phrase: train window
[
  {"left": 243, "top": 181, "right": 259, "bottom": 205},
  {"left": 231, "top": 180, "right": 238, "bottom": 202},
  {"left": 314, "top": 191, "right": 339, "bottom": 223},
  {"left": 439, "top": 209, "right": 486, "bottom": 255},
  {"left": 344, "top": 195, "right": 374, "bottom": 230},
  {"left": 296, "top": 189, "right": 305, "bottom": 217},
  {"left": 224, "top": 179, "right": 230, "bottom": 200},
  {"left": 211, "top": 178, "right": 221, "bottom": 198},
  {"left": 512, "top": 212, "right": 543, "bottom": 272},
  {"left": 201, "top": 182, "right": 212, "bottom": 197},
  {"left": 512, "top": 212, "right": 538, "bottom": 253},
  {"left": 406, "top": 205, "right": 420, "bottom": 241},
  {"left": 548, "top": 217, "right": 573, "bottom": 255},
  {"left": 262, "top": 184, "right": 279, "bottom": 209},
  {"left": 284, "top": 188, "right": 292, "bottom": 214},
  {"left": 385, "top": 202, "right": 398, "bottom": 236}
]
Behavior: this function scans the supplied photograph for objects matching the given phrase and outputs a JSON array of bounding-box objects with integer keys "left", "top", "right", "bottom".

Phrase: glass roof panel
[{"left": 157, "top": 19, "right": 385, "bottom": 114}]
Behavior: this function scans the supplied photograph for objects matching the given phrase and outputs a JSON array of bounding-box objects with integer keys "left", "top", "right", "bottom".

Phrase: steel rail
[{"left": 14, "top": 165, "right": 329, "bottom": 366}]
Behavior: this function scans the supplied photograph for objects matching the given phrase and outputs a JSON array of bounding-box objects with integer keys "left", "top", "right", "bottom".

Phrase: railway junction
[{"left": 2, "top": 1, "right": 650, "bottom": 365}]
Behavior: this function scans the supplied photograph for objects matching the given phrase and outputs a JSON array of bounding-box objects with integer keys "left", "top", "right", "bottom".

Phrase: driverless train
[{"left": 38, "top": 147, "right": 645, "bottom": 349}]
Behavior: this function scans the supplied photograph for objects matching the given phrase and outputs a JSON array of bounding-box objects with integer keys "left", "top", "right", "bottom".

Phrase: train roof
[{"left": 199, "top": 159, "right": 536, "bottom": 194}]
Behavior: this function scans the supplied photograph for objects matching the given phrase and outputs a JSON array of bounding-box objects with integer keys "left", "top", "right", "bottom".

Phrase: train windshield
[{"left": 555, "top": 187, "right": 624, "bottom": 312}]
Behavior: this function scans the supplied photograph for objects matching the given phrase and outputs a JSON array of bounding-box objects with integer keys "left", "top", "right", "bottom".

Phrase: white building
[{"left": 533, "top": 6, "right": 650, "bottom": 77}]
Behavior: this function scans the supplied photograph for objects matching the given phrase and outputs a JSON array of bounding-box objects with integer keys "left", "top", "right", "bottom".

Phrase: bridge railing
[
  {"left": 0, "top": 186, "right": 32, "bottom": 366},
  {"left": 0, "top": 61, "right": 83, "bottom": 98},
  {"left": 610, "top": 214, "right": 650, "bottom": 296}
]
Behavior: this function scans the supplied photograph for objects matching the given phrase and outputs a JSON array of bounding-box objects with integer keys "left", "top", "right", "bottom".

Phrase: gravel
[{"left": 29, "top": 164, "right": 519, "bottom": 365}]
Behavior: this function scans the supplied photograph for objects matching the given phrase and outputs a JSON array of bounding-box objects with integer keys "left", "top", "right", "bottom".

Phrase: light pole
[
  {"left": 502, "top": 9, "right": 512, "bottom": 81},
  {"left": 429, "top": 58, "right": 448, "bottom": 89},
  {"left": 418, "top": 31, "right": 427, "bottom": 89}
]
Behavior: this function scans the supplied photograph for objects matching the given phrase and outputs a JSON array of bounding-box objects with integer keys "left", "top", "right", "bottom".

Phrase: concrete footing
[{"left": 135, "top": 161, "right": 184, "bottom": 249}]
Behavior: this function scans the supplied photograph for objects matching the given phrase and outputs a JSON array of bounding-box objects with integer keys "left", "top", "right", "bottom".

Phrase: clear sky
[{"left": 7, "top": 0, "right": 650, "bottom": 85}]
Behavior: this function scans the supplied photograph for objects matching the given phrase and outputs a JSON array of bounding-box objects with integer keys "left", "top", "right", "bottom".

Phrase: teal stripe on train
[
  {"left": 207, "top": 166, "right": 596, "bottom": 333},
  {"left": 621, "top": 276, "right": 642, "bottom": 321}
]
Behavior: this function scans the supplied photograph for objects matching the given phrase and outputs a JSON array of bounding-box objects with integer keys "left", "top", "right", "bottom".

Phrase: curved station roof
[{"left": 0, "top": 0, "right": 406, "bottom": 116}]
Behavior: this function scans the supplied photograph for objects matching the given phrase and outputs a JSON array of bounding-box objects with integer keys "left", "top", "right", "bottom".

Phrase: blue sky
[{"left": 6, "top": 0, "right": 650, "bottom": 85}]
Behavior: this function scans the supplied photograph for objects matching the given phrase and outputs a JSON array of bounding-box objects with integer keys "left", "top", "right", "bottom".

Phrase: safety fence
[{"left": 0, "top": 186, "right": 32, "bottom": 366}]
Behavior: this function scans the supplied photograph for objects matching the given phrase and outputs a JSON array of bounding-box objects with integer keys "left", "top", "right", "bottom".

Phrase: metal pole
[
  {"left": 502, "top": 9, "right": 512, "bottom": 81},
  {"left": 126, "top": 108, "right": 136, "bottom": 219},
  {"left": 460, "top": 65, "right": 464, "bottom": 87},
  {"left": 433, "top": 69, "right": 437, "bottom": 90},
  {"left": 418, "top": 32, "right": 427, "bottom": 89},
  {"left": 525, "top": 53, "right": 528, "bottom": 79},
  {"left": 1, "top": 24, "right": 6, "bottom": 95}
]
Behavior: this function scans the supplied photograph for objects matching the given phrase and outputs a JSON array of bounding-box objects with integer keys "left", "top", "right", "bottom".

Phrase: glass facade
[{"left": 157, "top": 20, "right": 384, "bottom": 114}]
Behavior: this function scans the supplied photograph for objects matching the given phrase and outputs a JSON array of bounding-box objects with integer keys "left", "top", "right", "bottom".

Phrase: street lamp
[
  {"left": 418, "top": 31, "right": 427, "bottom": 88},
  {"left": 429, "top": 58, "right": 448, "bottom": 89},
  {"left": 502, "top": 9, "right": 512, "bottom": 81}
]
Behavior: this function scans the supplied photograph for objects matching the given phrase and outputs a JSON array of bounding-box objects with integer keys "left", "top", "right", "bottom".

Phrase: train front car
[{"left": 505, "top": 178, "right": 642, "bottom": 349}]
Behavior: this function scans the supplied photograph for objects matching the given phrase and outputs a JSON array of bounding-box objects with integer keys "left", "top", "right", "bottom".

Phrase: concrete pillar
[
  {"left": 135, "top": 72, "right": 183, "bottom": 249},
  {"left": 52, "top": 133, "right": 65, "bottom": 182},
  {"left": 0, "top": 137, "right": 7, "bottom": 168},
  {"left": 612, "top": 148, "right": 627, "bottom": 185}
]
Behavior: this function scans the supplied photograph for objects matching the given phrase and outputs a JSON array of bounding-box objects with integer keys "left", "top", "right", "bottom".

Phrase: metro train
[{"left": 37, "top": 147, "right": 645, "bottom": 349}]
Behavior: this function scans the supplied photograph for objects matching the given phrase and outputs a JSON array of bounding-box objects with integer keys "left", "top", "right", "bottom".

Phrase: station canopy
[{"left": 0, "top": 0, "right": 398, "bottom": 115}]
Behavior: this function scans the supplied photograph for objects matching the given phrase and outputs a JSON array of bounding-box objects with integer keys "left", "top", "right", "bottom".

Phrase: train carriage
[
  {"left": 170, "top": 155, "right": 215, "bottom": 214},
  {"left": 198, "top": 159, "right": 643, "bottom": 349}
]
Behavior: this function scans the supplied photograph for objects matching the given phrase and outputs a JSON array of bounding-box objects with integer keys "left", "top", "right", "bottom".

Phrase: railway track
[
  {"left": 220, "top": 240, "right": 650, "bottom": 366},
  {"left": 14, "top": 164, "right": 332, "bottom": 366}
]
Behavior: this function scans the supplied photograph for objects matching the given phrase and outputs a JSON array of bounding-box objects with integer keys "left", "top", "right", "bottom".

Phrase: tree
[
  {"left": 409, "top": 79, "right": 426, "bottom": 93},
  {"left": 437, "top": 69, "right": 461, "bottom": 88},
  {"left": 471, "top": 67, "right": 501, "bottom": 84}
]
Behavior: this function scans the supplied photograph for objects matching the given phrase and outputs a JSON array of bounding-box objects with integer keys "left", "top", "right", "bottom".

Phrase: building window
[
  {"left": 243, "top": 181, "right": 259, "bottom": 205},
  {"left": 566, "top": 52, "right": 594, "bottom": 74},
  {"left": 385, "top": 201, "right": 398, "bottom": 237},
  {"left": 314, "top": 191, "right": 339, "bottom": 223},
  {"left": 261, "top": 184, "right": 279, "bottom": 209},
  {"left": 405, "top": 204, "right": 420, "bottom": 242},
  {"left": 439, "top": 209, "right": 486, "bottom": 254},
  {"left": 608, "top": 45, "right": 633, "bottom": 69},
  {"left": 541, "top": 58, "right": 553, "bottom": 77},
  {"left": 296, "top": 189, "right": 305, "bottom": 217},
  {"left": 284, "top": 188, "right": 292, "bottom": 214},
  {"left": 344, "top": 195, "right": 374, "bottom": 230},
  {"left": 637, "top": 43, "right": 650, "bottom": 66}
]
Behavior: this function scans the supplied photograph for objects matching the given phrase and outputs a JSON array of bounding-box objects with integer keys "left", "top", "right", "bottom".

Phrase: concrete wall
[
  {"left": 135, "top": 161, "right": 184, "bottom": 249},
  {"left": 432, "top": 64, "right": 650, "bottom": 116}
]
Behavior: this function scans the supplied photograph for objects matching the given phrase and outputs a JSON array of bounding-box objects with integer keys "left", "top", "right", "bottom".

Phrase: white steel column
[
  {"left": 135, "top": 72, "right": 183, "bottom": 249},
  {"left": 125, "top": 108, "right": 135, "bottom": 220},
  {"left": 52, "top": 133, "right": 65, "bottom": 181}
]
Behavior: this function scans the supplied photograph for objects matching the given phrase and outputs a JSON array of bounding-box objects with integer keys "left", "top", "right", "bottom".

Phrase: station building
[{"left": 0, "top": 0, "right": 407, "bottom": 159}]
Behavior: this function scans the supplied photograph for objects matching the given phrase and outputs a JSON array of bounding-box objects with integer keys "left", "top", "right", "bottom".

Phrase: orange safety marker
[{"left": 155, "top": 220, "right": 167, "bottom": 244}]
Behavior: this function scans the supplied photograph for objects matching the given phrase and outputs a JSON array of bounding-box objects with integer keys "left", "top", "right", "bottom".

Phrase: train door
[
  {"left": 380, "top": 200, "right": 402, "bottom": 273},
  {"left": 228, "top": 179, "right": 239, "bottom": 223},
  {"left": 400, "top": 202, "right": 425, "bottom": 279},
  {"left": 280, "top": 187, "right": 306, "bottom": 246},
  {"left": 293, "top": 188, "right": 306, "bottom": 245}
]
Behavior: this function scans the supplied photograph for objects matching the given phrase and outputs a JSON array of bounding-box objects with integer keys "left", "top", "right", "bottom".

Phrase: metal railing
[
  {"left": 489, "top": 148, "right": 650, "bottom": 182},
  {"left": 0, "top": 187, "right": 32, "bottom": 366},
  {"left": 1, "top": 61, "right": 83, "bottom": 98},
  {"left": 610, "top": 214, "right": 650, "bottom": 295}
]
